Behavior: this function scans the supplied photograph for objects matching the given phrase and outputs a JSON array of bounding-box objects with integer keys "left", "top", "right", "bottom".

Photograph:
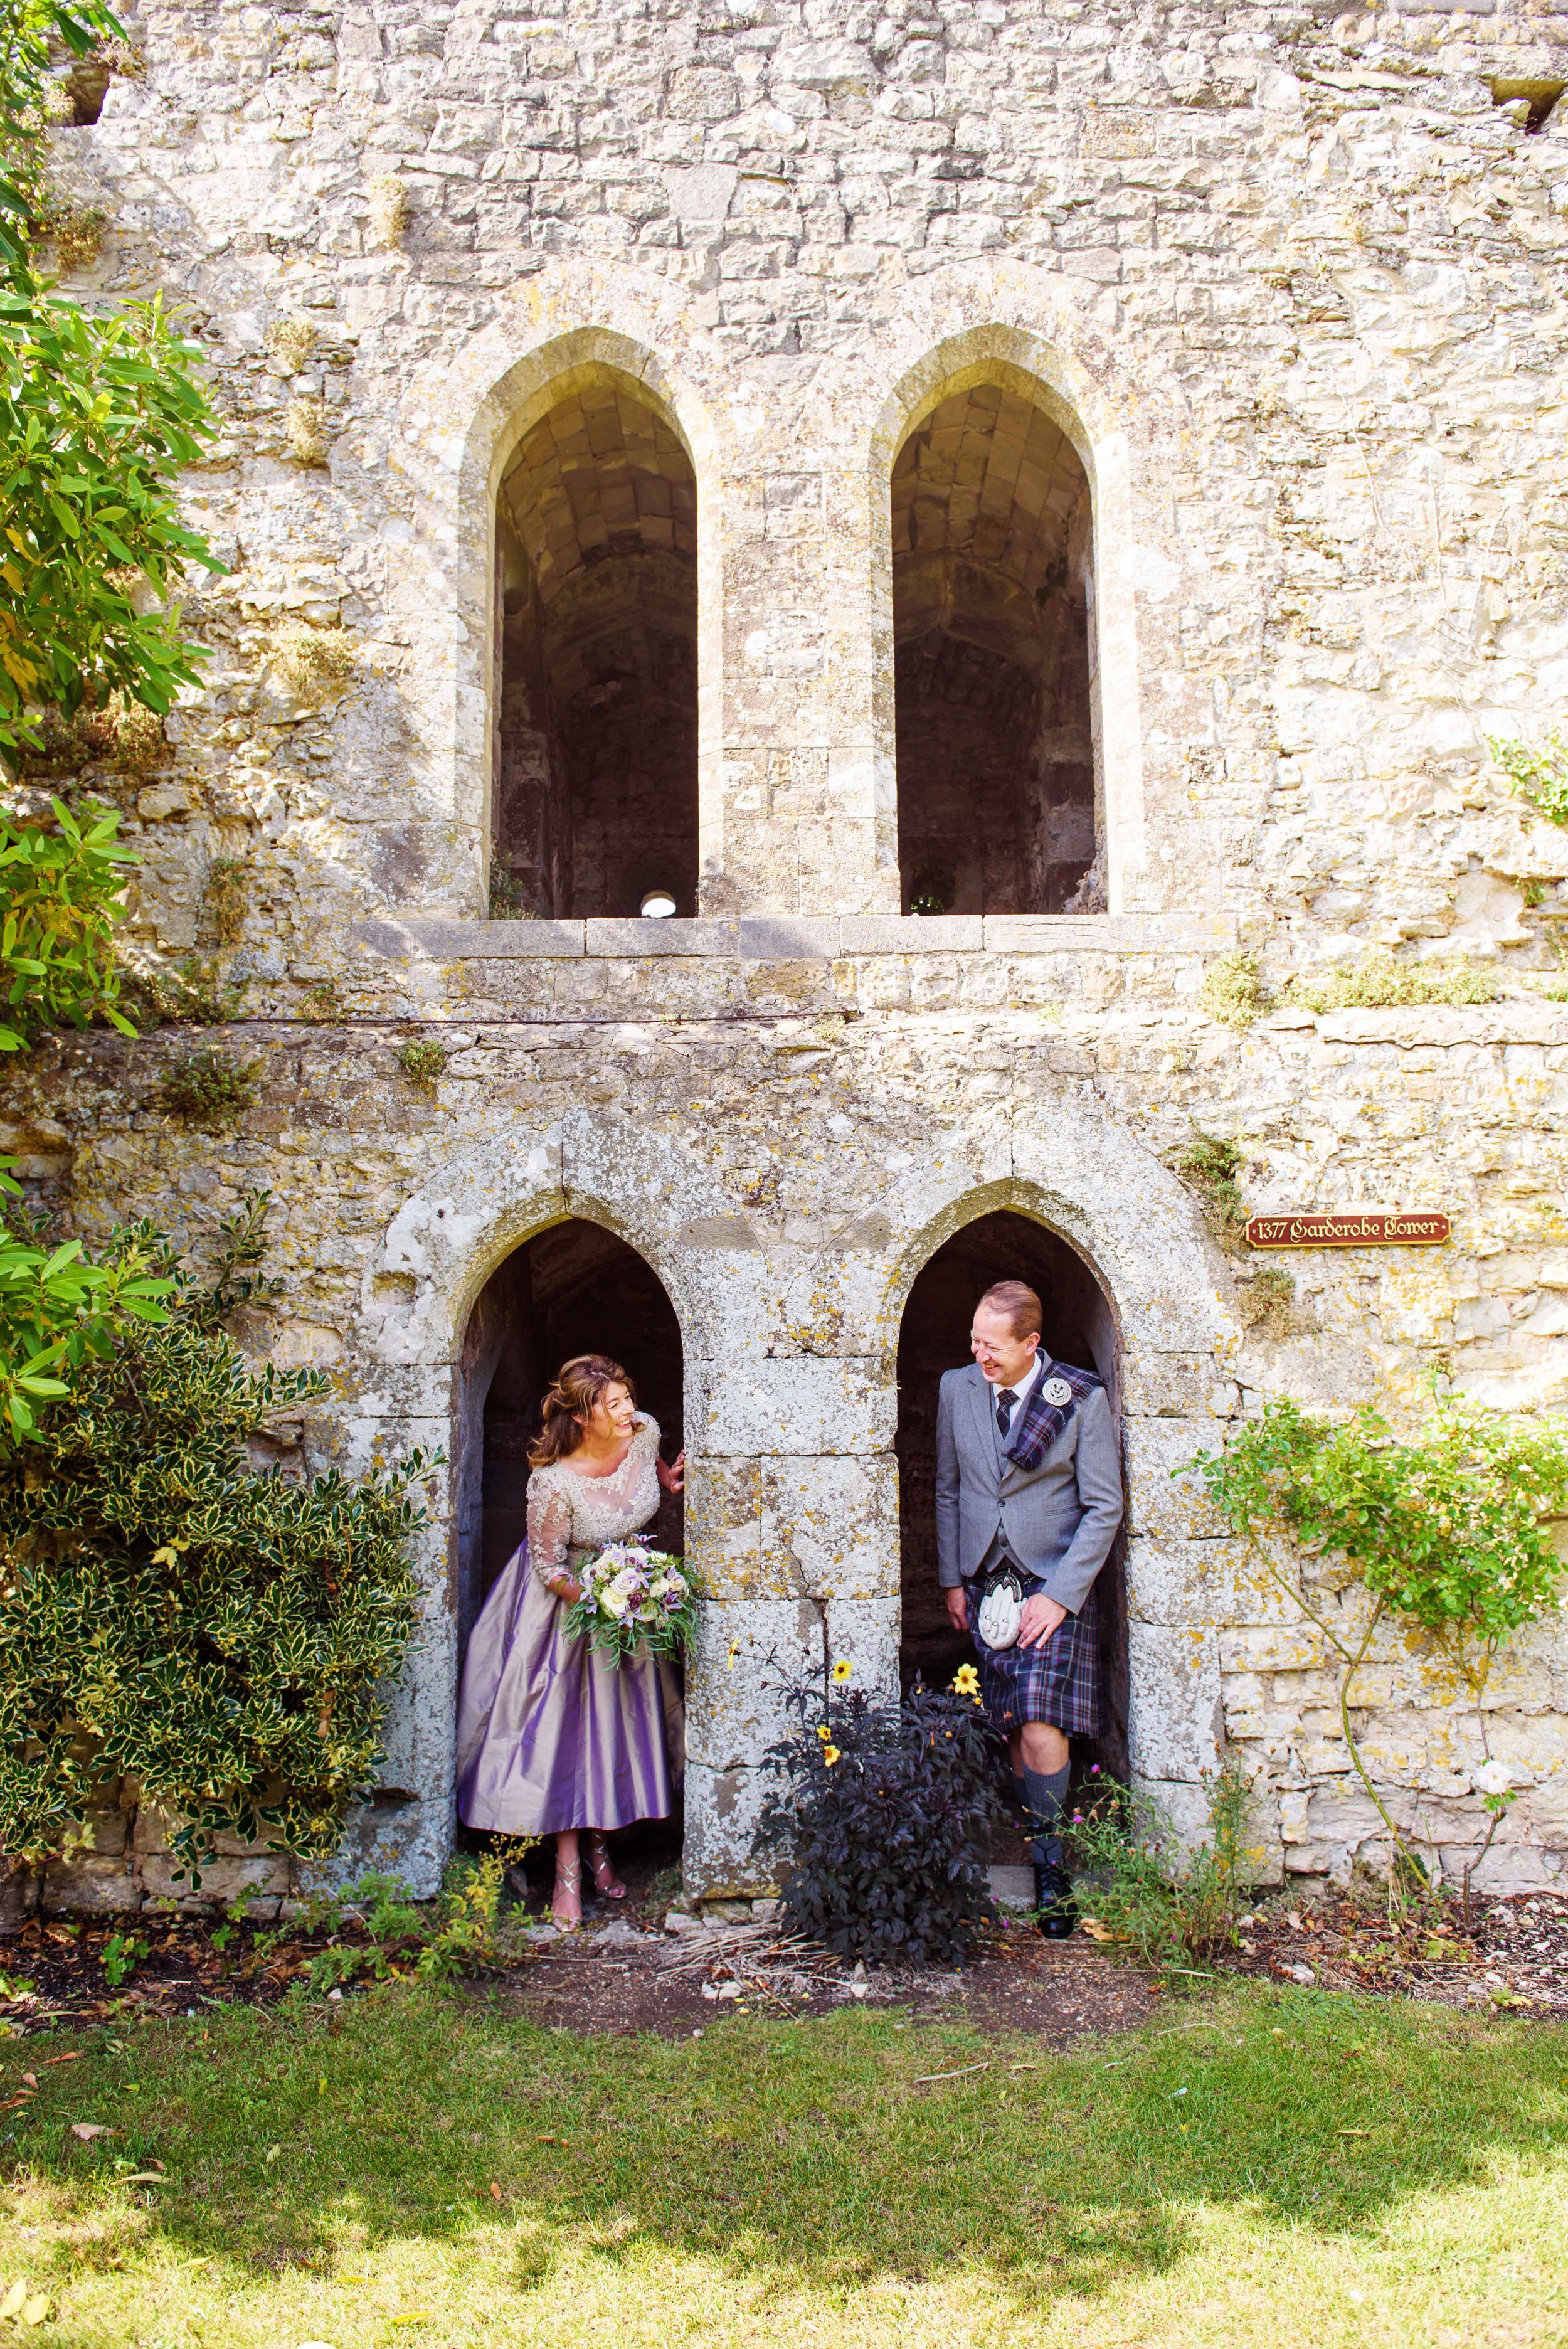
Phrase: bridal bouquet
[{"left": 562, "top": 1541, "right": 696, "bottom": 1665}]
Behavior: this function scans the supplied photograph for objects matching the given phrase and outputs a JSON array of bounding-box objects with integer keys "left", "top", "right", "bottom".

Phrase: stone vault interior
[
  {"left": 895, "top": 1209, "right": 1128, "bottom": 1779},
  {"left": 892, "top": 382, "right": 1098, "bottom": 916},
  {"left": 492, "top": 378, "right": 699, "bottom": 919}
]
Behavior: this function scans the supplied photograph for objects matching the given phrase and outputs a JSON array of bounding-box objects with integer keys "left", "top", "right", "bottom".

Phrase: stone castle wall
[{"left": 8, "top": 0, "right": 1568, "bottom": 1913}]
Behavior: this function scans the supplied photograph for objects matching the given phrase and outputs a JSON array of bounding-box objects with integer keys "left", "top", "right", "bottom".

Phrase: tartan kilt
[{"left": 965, "top": 1574, "right": 1100, "bottom": 1739}]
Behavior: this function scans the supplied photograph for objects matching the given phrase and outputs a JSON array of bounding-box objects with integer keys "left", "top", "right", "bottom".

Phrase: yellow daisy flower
[
  {"left": 815, "top": 1723, "right": 832, "bottom": 1743},
  {"left": 822, "top": 1745, "right": 842, "bottom": 1766},
  {"left": 831, "top": 1658, "right": 852, "bottom": 1684},
  {"left": 951, "top": 1663, "right": 980, "bottom": 1697}
]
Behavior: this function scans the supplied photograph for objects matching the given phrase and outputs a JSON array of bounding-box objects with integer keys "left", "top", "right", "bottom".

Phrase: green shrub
[
  {"left": 0, "top": 798, "right": 138, "bottom": 1049},
  {"left": 1193, "top": 1394, "right": 1568, "bottom": 1869},
  {"left": 0, "top": 1196, "right": 170, "bottom": 1445},
  {"left": 158, "top": 1047, "right": 259, "bottom": 1127},
  {"left": 1286, "top": 951, "right": 1498, "bottom": 1014},
  {"left": 203, "top": 855, "right": 249, "bottom": 946},
  {"left": 760, "top": 1669, "right": 1004, "bottom": 1968},
  {"left": 0, "top": 1233, "right": 433, "bottom": 1877},
  {"left": 398, "top": 1037, "right": 448, "bottom": 1086},
  {"left": 1239, "top": 1263, "right": 1298, "bottom": 1339},
  {"left": 1489, "top": 729, "right": 1568, "bottom": 827},
  {"left": 1169, "top": 1130, "right": 1246, "bottom": 1245},
  {"left": 1071, "top": 1761, "right": 1255, "bottom": 1969},
  {"left": 1200, "top": 950, "right": 1266, "bottom": 1030}
]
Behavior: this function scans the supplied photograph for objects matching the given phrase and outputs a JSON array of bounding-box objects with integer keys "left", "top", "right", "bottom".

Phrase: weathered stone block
[
  {"left": 139, "top": 1856, "right": 290, "bottom": 1907},
  {"left": 1127, "top": 1623, "right": 1222, "bottom": 1783},
  {"left": 41, "top": 1858, "right": 140, "bottom": 1916}
]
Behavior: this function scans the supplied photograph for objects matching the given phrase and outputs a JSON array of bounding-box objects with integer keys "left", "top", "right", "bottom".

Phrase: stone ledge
[{"left": 350, "top": 911, "right": 1236, "bottom": 964}]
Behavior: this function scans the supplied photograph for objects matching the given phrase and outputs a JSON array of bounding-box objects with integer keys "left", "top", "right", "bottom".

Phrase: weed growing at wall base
[{"left": 1071, "top": 1762, "right": 1256, "bottom": 1969}]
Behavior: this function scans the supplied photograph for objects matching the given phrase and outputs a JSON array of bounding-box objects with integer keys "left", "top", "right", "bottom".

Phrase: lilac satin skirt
[{"left": 455, "top": 1541, "right": 681, "bottom": 1835}]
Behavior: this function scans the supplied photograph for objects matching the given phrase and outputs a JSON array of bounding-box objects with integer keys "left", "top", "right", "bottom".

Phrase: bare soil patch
[
  {"left": 1212, "top": 1885, "right": 1568, "bottom": 2016},
  {"left": 3, "top": 1869, "right": 1562, "bottom": 2047}
]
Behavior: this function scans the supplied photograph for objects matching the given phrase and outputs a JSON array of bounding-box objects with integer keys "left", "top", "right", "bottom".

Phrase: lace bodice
[{"left": 526, "top": 1413, "right": 662, "bottom": 1588}]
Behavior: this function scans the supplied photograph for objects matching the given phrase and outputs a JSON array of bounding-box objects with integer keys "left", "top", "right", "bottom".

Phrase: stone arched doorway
[
  {"left": 452, "top": 1216, "right": 686, "bottom": 1892},
  {"left": 455, "top": 1217, "right": 685, "bottom": 1641},
  {"left": 894, "top": 1207, "right": 1128, "bottom": 1779}
]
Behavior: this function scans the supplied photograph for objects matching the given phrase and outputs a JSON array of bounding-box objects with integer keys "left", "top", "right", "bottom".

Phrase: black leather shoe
[{"left": 1033, "top": 1860, "right": 1078, "bottom": 1938}]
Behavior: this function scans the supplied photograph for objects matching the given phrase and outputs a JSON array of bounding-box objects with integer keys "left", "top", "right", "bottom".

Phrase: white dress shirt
[{"left": 985, "top": 1352, "right": 1046, "bottom": 1443}]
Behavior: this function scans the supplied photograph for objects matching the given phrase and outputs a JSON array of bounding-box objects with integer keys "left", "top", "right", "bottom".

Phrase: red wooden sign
[{"left": 1246, "top": 1212, "right": 1450, "bottom": 1250}]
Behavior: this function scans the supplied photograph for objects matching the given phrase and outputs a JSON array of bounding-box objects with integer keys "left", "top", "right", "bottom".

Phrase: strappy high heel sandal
[
  {"left": 585, "top": 1832, "right": 627, "bottom": 1901},
  {"left": 551, "top": 1853, "right": 583, "bottom": 1931}
]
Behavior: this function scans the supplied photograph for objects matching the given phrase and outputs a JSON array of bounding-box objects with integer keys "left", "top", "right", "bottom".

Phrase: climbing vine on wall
[
  {"left": 1193, "top": 1395, "right": 1568, "bottom": 1864},
  {"left": 0, "top": 1226, "right": 433, "bottom": 1874}
]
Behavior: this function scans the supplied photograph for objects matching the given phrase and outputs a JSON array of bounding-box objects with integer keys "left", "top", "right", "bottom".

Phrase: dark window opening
[
  {"left": 895, "top": 1208, "right": 1128, "bottom": 1783},
  {"left": 492, "top": 382, "right": 697, "bottom": 920},
  {"left": 892, "top": 383, "right": 1099, "bottom": 916}
]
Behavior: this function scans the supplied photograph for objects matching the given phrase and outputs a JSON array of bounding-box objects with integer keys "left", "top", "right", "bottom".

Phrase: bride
[{"left": 455, "top": 1353, "right": 686, "bottom": 1928}]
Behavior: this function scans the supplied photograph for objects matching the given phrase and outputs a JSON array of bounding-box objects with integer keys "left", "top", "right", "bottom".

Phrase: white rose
[
  {"left": 601, "top": 1584, "right": 631, "bottom": 1620},
  {"left": 1475, "top": 1759, "right": 1513, "bottom": 1796}
]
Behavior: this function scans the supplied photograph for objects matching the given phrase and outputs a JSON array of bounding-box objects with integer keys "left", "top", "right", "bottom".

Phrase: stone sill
[{"left": 351, "top": 911, "right": 1236, "bottom": 963}]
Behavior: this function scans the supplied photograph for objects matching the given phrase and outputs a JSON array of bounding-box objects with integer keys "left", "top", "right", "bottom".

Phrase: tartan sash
[{"left": 1004, "top": 1358, "right": 1103, "bottom": 1475}]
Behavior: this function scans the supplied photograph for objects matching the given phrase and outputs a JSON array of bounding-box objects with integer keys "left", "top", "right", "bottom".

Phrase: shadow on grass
[{"left": 13, "top": 1976, "right": 1568, "bottom": 2315}]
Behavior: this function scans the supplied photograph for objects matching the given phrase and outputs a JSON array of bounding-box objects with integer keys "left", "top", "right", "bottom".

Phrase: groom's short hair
[{"left": 977, "top": 1279, "right": 1042, "bottom": 1340}]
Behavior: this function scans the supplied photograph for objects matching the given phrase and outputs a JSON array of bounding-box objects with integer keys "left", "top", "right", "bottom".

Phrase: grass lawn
[{"left": 0, "top": 1978, "right": 1563, "bottom": 2348}]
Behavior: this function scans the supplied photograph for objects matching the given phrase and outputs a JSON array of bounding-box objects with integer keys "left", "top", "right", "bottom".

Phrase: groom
[{"left": 935, "top": 1278, "right": 1123, "bottom": 1936}]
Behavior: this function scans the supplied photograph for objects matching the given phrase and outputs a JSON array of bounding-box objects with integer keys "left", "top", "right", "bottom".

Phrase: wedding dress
[{"left": 455, "top": 1411, "right": 681, "bottom": 1834}]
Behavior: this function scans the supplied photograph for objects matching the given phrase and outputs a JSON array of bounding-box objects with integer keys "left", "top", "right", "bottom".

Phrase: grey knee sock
[{"left": 1022, "top": 1764, "right": 1071, "bottom": 1870}]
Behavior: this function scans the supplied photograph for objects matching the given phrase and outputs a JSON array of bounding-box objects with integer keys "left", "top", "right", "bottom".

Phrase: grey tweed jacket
[{"left": 934, "top": 1359, "right": 1124, "bottom": 1616}]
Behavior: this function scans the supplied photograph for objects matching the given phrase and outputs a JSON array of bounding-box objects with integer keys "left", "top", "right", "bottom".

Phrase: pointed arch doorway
[{"left": 895, "top": 1208, "right": 1128, "bottom": 1780}]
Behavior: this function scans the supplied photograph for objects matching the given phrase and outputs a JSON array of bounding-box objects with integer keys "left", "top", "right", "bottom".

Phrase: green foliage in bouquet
[
  {"left": 760, "top": 1667, "right": 1005, "bottom": 1968},
  {"left": 1192, "top": 1394, "right": 1568, "bottom": 1862},
  {"left": 562, "top": 1540, "right": 694, "bottom": 1666},
  {"left": 0, "top": 1224, "right": 433, "bottom": 1876}
]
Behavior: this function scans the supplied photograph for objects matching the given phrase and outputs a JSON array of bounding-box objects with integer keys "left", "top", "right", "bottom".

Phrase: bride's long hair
[{"left": 529, "top": 1354, "right": 636, "bottom": 1468}]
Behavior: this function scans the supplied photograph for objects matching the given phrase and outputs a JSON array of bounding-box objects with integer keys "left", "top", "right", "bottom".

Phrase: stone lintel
[{"left": 351, "top": 911, "right": 1237, "bottom": 965}]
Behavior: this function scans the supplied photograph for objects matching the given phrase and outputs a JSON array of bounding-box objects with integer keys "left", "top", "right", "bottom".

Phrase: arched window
[
  {"left": 492, "top": 378, "right": 697, "bottom": 919},
  {"left": 891, "top": 381, "right": 1099, "bottom": 916}
]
